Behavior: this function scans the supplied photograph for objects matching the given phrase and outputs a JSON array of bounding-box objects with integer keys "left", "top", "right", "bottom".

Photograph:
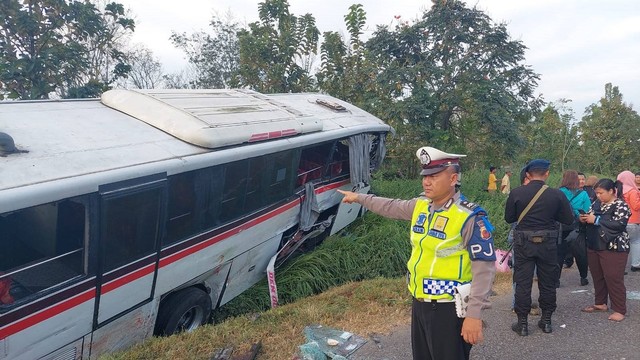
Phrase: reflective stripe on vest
[{"left": 408, "top": 198, "right": 474, "bottom": 300}]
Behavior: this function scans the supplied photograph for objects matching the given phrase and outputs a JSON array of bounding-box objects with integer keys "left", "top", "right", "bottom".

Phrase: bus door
[{"left": 90, "top": 174, "right": 166, "bottom": 356}]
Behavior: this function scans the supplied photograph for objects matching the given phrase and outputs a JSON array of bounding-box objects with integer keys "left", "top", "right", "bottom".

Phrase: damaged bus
[{"left": 0, "top": 89, "right": 392, "bottom": 360}]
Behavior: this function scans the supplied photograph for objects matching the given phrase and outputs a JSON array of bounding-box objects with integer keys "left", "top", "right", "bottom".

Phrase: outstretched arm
[{"left": 336, "top": 190, "right": 416, "bottom": 221}]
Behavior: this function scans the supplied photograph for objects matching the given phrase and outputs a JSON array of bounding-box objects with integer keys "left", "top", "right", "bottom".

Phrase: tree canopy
[
  {"left": 170, "top": 14, "right": 240, "bottom": 89},
  {"left": 232, "top": 0, "right": 319, "bottom": 93},
  {"left": 578, "top": 83, "right": 640, "bottom": 174},
  {"left": 364, "top": 0, "right": 542, "bottom": 165},
  {"left": 0, "top": 0, "right": 134, "bottom": 100}
]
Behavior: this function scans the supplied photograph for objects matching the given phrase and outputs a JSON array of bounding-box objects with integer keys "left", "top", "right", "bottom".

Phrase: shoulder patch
[
  {"left": 458, "top": 199, "right": 479, "bottom": 212},
  {"left": 458, "top": 200, "right": 477, "bottom": 209}
]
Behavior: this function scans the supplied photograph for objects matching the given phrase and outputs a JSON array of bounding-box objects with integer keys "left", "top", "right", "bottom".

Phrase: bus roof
[{"left": 0, "top": 90, "right": 391, "bottom": 197}]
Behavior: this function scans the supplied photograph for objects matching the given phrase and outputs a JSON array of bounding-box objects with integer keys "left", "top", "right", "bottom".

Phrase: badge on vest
[
  {"left": 433, "top": 216, "right": 448, "bottom": 232},
  {"left": 427, "top": 229, "right": 446, "bottom": 239},
  {"left": 413, "top": 213, "right": 427, "bottom": 234}
]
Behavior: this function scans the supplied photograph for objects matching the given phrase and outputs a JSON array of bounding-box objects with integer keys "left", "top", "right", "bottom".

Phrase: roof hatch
[{"left": 100, "top": 89, "right": 323, "bottom": 149}]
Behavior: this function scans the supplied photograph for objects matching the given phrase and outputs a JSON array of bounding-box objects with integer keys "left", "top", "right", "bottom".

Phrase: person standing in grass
[
  {"left": 501, "top": 169, "right": 512, "bottom": 194},
  {"left": 488, "top": 166, "right": 499, "bottom": 193},
  {"left": 338, "top": 146, "right": 496, "bottom": 360}
]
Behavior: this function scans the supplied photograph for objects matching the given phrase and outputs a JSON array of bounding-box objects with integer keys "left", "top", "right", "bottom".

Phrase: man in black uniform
[{"left": 504, "top": 159, "right": 574, "bottom": 336}]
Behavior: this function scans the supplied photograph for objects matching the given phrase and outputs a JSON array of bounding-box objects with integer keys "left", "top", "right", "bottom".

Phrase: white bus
[{"left": 0, "top": 89, "right": 392, "bottom": 360}]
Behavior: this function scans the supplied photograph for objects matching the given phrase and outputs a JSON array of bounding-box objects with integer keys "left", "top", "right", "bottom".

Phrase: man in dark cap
[
  {"left": 338, "top": 146, "right": 496, "bottom": 360},
  {"left": 505, "top": 159, "right": 574, "bottom": 336}
]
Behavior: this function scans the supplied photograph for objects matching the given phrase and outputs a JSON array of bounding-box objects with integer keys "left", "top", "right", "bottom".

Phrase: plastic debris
[
  {"left": 299, "top": 342, "right": 326, "bottom": 360},
  {"left": 560, "top": 324, "right": 566, "bottom": 328},
  {"left": 299, "top": 324, "right": 368, "bottom": 359},
  {"left": 627, "top": 291, "right": 640, "bottom": 300}
]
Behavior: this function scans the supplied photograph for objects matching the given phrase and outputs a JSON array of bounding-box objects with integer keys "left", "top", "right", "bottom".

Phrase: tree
[
  {"left": 317, "top": 4, "right": 374, "bottom": 107},
  {"left": 0, "top": 0, "right": 134, "bottom": 100},
  {"left": 523, "top": 99, "right": 577, "bottom": 171},
  {"left": 65, "top": 1, "right": 135, "bottom": 97},
  {"left": 364, "top": 0, "right": 542, "bottom": 165},
  {"left": 170, "top": 13, "right": 241, "bottom": 89},
  {"left": 578, "top": 83, "right": 640, "bottom": 174},
  {"left": 232, "top": 0, "right": 319, "bottom": 93},
  {"left": 121, "top": 45, "right": 163, "bottom": 89}
]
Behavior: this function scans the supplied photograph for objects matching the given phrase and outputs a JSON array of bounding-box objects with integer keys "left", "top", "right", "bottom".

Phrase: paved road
[{"left": 351, "top": 265, "right": 640, "bottom": 360}]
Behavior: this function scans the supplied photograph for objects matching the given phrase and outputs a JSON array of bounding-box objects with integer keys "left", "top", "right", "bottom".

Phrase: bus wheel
[{"left": 154, "top": 287, "right": 212, "bottom": 336}]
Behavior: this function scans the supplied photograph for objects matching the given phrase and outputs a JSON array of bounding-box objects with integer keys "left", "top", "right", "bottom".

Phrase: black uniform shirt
[{"left": 505, "top": 180, "right": 574, "bottom": 231}]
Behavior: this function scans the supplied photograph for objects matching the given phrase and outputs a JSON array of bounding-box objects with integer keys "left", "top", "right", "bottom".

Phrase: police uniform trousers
[
  {"left": 512, "top": 230, "right": 559, "bottom": 316},
  {"left": 411, "top": 298, "right": 471, "bottom": 360}
]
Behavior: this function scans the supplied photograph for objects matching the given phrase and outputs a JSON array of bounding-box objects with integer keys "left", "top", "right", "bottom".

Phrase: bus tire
[{"left": 154, "top": 287, "right": 212, "bottom": 336}]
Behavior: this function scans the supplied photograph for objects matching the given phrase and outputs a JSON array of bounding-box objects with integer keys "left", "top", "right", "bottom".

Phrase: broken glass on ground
[
  {"left": 627, "top": 291, "right": 640, "bottom": 300},
  {"left": 299, "top": 324, "right": 367, "bottom": 359}
]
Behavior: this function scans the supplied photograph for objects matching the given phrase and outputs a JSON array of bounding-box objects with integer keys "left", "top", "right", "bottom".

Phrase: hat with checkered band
[{"left": 416, "top": 146, "right": 466, "bottom": 176}]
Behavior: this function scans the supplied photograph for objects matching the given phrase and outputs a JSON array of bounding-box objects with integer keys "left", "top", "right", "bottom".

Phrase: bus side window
[
  {"left": 0, "top": 197, "right": 87, "bottom": 312},
  {"left": 328, "top": 140, "right": 350, "bottom": 179},
  {"left": 265, "top": 150, "right": 295, "bottom": 204},
  {"left": 297, "top": 143, "right": 333, "bottom": 186},
  {"left": 166, "top": 172, "right": 197, "bottom": 244},
  {"left": 245, "top": 156, "right": 268, "bottom": 212},
  {"left": 220, "top": 160, "right": 248, "bottom": 223},
  {"left": 102, "top": 189, "right": 161, "bottom": 272},
  {"left": 165, "top": 166, "right": 224, "bottom": 246}
]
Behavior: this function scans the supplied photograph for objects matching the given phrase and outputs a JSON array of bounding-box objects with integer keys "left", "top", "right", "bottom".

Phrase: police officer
[
  {"left": 504, "top": 159, "right": 573, "bottom": 336},
  {"left": 338, "top": 146, "right": 496, "bottom": 360}
]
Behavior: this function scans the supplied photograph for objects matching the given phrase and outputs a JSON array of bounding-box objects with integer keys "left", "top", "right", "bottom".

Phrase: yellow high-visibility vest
[{"left": 407, "top": 197, "right": 476, "bottom": 300}]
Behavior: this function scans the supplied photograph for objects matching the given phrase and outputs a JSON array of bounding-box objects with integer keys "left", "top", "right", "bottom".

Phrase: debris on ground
[
  {"left": 368, "top": 333, "right": 383, "bottom": 349},
  {"left": 211, "top": 347, "right": 233, "bottom": 360},
  {"left": 233, "top": 342, "right": 262, "bottom": 360},
  {"left": 627, "top": 291, "right": 640, "bottom": 300},
  {"left": 298, "top": 324, "right": 367, "bottom": 359}
]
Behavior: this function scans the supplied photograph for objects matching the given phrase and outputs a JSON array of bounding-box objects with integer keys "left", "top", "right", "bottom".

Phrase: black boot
[
  {"left": 538, "top": 311, "right": 553, "bottom": 333},
  {"left": 512, "top": 314, "right": 528, "bottom": 336}
]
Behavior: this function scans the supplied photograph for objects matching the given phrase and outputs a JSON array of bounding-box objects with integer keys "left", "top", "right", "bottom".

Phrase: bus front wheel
[{"left": 154, "top": 287, "right": 212, "bottom": 336}]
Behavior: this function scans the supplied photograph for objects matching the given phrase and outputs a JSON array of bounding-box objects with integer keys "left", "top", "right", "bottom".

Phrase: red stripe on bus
[
  {"left": 159, "top": 198, "right": 301, "bottom": 268},
  {"left": 102, "top": 263, "right": 156, "bottom": 294},
  {"left": 0, "top": 289, "right": 95, "bottom": 340},
  {"left": 316, "top": 179, "right": 350, "bottom": 194}
]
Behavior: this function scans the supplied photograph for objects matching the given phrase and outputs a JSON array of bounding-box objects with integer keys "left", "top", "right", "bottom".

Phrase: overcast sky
[{"left": 117, "top": 0, "right": 640, "bottom": 118}]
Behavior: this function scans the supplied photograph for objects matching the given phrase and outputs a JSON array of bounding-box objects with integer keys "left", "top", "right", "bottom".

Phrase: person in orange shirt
[{"left": 617, "top": 171, "right": 640, "bottom": 272}]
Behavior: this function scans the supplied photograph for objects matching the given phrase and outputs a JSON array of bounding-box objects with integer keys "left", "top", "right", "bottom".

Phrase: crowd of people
[
  {"left": 337, "top": 146, "right": 640, "bottom": 360},
  {"left": 500, "top": 164, "right": 640, "bottom": 332}
]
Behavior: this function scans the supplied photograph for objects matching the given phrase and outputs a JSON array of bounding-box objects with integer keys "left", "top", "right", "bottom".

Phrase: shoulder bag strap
[{"left": 518, "top": 185, "right": 548, "bottom": 224}]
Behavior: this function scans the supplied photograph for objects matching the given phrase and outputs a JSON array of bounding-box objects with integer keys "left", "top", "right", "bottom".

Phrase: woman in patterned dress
[{"left": 579, "top": 178, "right": 630, "bottom": 322}]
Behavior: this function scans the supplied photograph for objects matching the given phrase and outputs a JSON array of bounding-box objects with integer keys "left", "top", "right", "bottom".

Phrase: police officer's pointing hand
[{"left": 337, "top": 189, "right": 358, "bottom": 204}]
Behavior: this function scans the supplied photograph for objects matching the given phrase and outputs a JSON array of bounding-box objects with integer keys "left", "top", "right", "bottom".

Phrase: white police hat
[{"left": 416, "top": 146, "right": 466, "bottom": 175}]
